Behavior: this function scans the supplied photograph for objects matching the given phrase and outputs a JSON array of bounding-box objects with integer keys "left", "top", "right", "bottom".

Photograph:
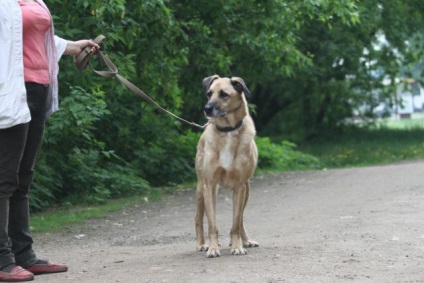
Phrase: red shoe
[
  {"left": 25, "top": 260, "right": 67, "bottom": 275},
  {"left": 0, "top": 266, "right": 34, "bottom": 282}
]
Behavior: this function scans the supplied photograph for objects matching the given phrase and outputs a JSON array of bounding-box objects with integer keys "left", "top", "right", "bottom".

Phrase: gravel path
[{"left": 33, "top": 161, "right": 424, "bottom": 282}]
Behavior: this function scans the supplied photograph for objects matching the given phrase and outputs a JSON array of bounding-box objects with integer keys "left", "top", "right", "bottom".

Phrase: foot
[
  {"left": 196, "top": 244, "right": 209, "bottom": 251},
  {"left": 25, "top": 260, "right": 67, "bottom": 275},
  {"left": 243, "top": 239, "right": 259, "bottom": 248},
  {"left": 230, "top": 244, "right": 247, "bottom": 255},
  {"left": 0, "top": 265, "right": 34, "bottom": 282},
  {"left": 205, "top": 246, "right": 221, "bottom": 258}
]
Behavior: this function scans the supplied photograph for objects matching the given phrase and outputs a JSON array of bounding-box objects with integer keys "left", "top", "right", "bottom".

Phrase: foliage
[
  {"left": 28, "top": 0, "right": 424, "bottom": 211},
  {"left": 256, "top": 137, "right": 322, "bottom": 171},
  {"left": 32, "top": 86, "right": 149, "bottom": 211},
  {"left": 254, "top": 0, "right": 424, "bottom": 141}
]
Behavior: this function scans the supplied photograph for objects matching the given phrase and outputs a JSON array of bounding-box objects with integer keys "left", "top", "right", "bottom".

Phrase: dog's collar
[{"left": 215, "top": 119, "right": 244, "bottom": 132}]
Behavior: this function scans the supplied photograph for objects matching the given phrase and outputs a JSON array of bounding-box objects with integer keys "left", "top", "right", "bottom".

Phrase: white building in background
[
  {"left": 351, "top": 78, "right": 424, "bottom": 122},
  {"left": 395, "top": 79, "right": 424, "bottom": 119}
]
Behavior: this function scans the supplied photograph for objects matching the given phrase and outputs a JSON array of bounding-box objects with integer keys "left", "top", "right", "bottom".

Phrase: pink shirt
[{"left": 19, "top": 1, "right": 51, "bottom": 84}]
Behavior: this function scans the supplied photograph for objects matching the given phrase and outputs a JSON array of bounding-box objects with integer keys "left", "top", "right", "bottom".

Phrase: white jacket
[{"left": 0, "top": 0, "right": 67, "bottom": 129}]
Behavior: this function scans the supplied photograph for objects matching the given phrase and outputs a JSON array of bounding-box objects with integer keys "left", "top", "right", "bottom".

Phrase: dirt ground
[{"left": 33, "top": 161, "right": 424, "bottom": 283}]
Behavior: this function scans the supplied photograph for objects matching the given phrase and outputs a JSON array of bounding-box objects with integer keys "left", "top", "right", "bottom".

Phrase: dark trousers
[{"left": 0, "top": 83, "right": 48, "bottom": 269}]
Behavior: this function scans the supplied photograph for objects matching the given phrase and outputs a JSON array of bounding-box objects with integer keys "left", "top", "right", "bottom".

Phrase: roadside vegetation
[
  {"left": 299, "top": 121, "right": 424, "bottom": 168},
  {"left": 31, "top": 118, "right": 424, "bottom": 233},
  {"left": 30, "top": 0, "right": 423, "bottom": 232}
]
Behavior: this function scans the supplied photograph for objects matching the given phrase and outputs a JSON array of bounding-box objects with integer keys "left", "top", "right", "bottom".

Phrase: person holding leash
[{"left": 0, "top": 0, "right": 99, "bottom": 281}]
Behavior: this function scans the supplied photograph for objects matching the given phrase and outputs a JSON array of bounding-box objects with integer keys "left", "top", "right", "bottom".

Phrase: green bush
[
  {"left": 256, "top": 137, "right": 322, "bottom": 172},
  {"left": 132, "top": 130, "right": 200, "bottom": 186},
  {"left": 30, "top": 86, "right": 149, "bottom": 211}
]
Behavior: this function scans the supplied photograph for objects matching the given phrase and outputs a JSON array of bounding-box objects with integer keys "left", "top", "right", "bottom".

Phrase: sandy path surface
[{"left": 33, "top": 161, "right": 424, "bottom": 282}]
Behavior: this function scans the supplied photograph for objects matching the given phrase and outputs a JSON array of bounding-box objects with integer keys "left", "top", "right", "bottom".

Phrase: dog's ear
[
  {"left": 203, "top": 75, "right": 220, "bottom": 92},
  {"left": 231, "top": 77, "right": 251, "bottom": 98}
]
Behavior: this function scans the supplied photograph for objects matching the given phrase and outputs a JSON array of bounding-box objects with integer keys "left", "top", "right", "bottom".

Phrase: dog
[{"left": 195, "top": 75, "right": 259, "bottom": 258}]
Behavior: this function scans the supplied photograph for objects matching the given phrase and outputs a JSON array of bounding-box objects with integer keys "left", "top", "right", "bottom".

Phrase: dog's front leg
[
  {"left": 195, "top": 182, "right": 208, "bottom": 251},
  {"left": 230, "top": 184, "right": 248, "bottom": 255},
  {"left": 203, "top": 182, "right": 220, "bottom": 258}
]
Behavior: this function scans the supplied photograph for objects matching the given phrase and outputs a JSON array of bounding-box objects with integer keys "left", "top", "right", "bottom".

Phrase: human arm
[{"left": 53, "top": 36, "right": 99, "bottom": 61}]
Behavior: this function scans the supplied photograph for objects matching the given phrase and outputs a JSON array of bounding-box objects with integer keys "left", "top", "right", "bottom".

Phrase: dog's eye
[
  {"left": 206, "top": 91, "right": 212, "bottom": 98},
  {"left": 219, "top": 90, "right": 229, "bottom": 99}
]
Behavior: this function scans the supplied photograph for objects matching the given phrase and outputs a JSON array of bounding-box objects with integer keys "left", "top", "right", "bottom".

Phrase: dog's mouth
[{"left": 205, "top": 111, "right": 227, "bottom": 118}]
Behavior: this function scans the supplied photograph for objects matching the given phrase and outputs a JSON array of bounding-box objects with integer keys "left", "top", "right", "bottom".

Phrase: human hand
[{"left": 65, "top": 39, "right": 100, "bottom": 57}]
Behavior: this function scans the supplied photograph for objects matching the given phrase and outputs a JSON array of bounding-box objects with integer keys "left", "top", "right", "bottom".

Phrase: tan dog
[{"left": 195, "top": 75, "right": 259, "bottom": 258}]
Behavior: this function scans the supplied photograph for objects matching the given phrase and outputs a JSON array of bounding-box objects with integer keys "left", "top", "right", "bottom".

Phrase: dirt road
[{"left": 33, "top": 161, "right": 424, "bottom": 283}]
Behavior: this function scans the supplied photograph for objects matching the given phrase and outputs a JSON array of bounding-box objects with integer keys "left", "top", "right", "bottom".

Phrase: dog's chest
[{"left": 219, "top": 135, "right": 235, "bottom": 170}]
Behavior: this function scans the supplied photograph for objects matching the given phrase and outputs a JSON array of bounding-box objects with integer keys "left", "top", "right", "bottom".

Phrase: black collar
[{"left": 215, "top": 119, "right": 244, "bottom": 132}]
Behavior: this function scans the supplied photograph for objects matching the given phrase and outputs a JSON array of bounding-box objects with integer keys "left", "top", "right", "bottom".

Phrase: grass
[
  {"left": 376, "top": 114, "right": 424, "bottom": 129},
  {"left": 31, "top": 117, "right": 424, "bottom": 233},
  {"left": 31, "top": 202, "right": 126, "bottom": 233},
  {"left": 30, "top": 188, "right": 166, "bottom": 233},
  {"left": 299, "top": 118, "right": 424, "bottom": 168}
]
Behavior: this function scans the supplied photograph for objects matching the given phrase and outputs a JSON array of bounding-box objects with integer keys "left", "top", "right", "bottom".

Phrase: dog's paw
[
  {"left": 231, "top": 245, "right": 247, "bottom": 256},
  {"left": 196, "top": 244, "right": 209, "bottom": 252},
  {"left": 206, "top": 247, "right": 221, "bottom": 258},
  {"left": 243, "top": 240, "right": 259, "bottom": 248}
]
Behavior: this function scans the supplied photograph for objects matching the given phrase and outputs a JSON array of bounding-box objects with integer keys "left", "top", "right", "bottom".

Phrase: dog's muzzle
[{"left": 204, "top": 103, "right": 226, "bottom": 118}]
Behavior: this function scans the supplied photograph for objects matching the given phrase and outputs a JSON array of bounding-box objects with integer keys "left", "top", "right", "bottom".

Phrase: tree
[
  {"left": 252, "top": 0, "right": 424, "bottom": 140},
  {"left": 31, "top": 0, "right": 424, "bottom": 210}
]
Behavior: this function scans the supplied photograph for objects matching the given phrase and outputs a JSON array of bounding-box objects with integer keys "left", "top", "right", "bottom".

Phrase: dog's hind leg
[
  {"left": 240, "top": 181, "right": 259, "bottom": 248},
  {"left": 195, "top": 181, "right": 208, "bottom": 251}
]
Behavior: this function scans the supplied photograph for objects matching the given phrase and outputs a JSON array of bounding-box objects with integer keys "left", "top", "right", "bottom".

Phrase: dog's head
[{"left": 202, "top": 75, "right": 251, "bottom": 118}]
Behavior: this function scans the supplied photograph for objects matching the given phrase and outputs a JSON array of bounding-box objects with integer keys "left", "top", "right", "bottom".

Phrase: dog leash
[{"left": 74, "top": 35, "right": 207, "bottom": 130}]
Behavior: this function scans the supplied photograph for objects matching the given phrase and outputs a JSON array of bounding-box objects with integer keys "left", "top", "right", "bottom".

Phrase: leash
[{"left": 74, "top": 35, "right": 207, "bottom": 130}]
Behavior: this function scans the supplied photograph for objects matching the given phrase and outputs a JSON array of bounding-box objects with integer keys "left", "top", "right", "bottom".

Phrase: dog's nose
[{"left": 204, "top": 103, "right": 214, "bottom": 115}]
